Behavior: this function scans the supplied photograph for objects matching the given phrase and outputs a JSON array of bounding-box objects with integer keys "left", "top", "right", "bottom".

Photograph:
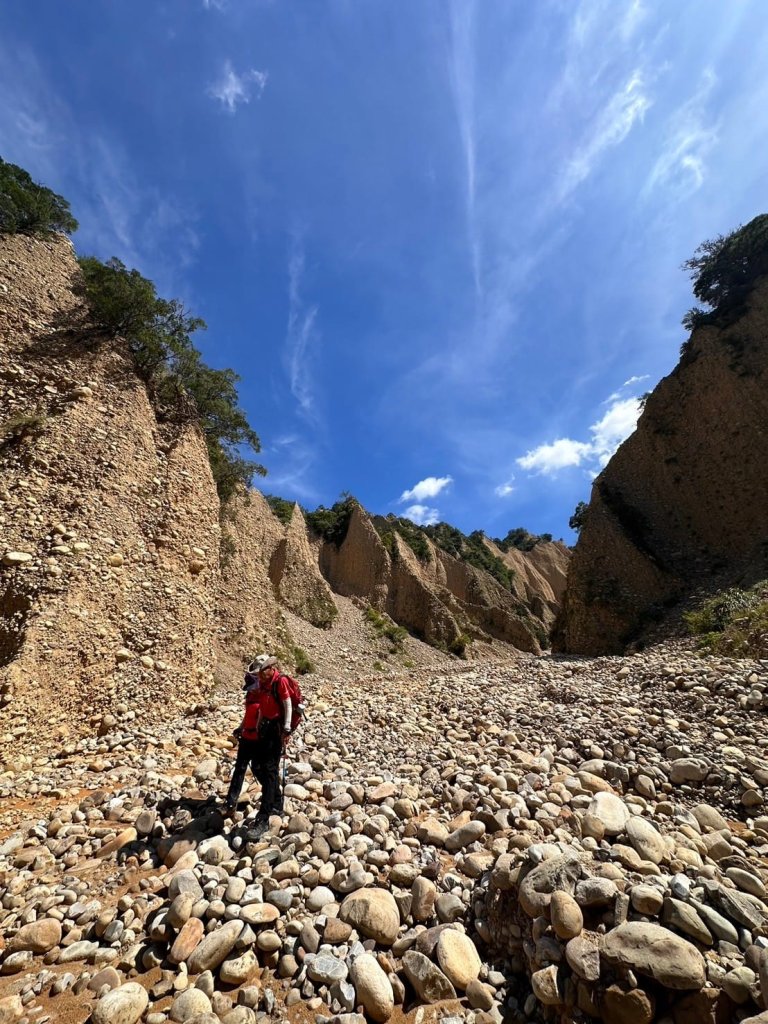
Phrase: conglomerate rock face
[
  {"left": 558, "top": 279, "right": 768, "bottom": 655},
  {"left": 0, "top": 233, "right": 220, "bottom": 759}
]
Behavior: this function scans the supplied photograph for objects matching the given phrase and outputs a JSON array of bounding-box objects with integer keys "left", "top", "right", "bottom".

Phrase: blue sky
[{"left": 2, "top": 1, "right": 767, "bottom": 540}]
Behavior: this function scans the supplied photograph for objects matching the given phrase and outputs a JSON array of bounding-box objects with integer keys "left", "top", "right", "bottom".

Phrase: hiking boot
[{"left": 246, "top": 818, "right": 269, "bottom": 842}]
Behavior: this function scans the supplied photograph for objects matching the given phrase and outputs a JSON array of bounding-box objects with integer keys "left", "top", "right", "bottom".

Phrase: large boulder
[
  {"left": 91, "top": 983, "right": 149, "bottom": 1024},
  {"left": 402, "top": 951, "right": 456, "bottom": 1003},
  {"left": 339, "top": 888, "right": 400, "bottom": 946},
  {"left": 602, "top": 922, "right": 706, "bottom": 990},
  {"left": 350, "top": 953, "right": 395, "bottom": 1022},
  {"left": 187, "top": 920, "right": 243, "bottom": 974},
  {"left": 435, "top": 930, "right": 482, "bottom": 990},
  {"left": 8, "top": 919, "right": 61, "bottom": 954}
]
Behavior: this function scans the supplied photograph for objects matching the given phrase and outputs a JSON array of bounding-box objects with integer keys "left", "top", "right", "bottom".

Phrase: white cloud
[
  {"left": 623, "top": 374, "right": 649, "bottom": 387},
  {"left": 403, "top": 504, "right": 440, "bottom": 526},
  {"left": 399, "top": 476, "right": 453, "bottom": 502},
  {"left": 495, "top": 478, "right": 515, "bottom": 497},
  {"left": 202, "top": 0, "right": 227, "bottom": 8},
  {"left": 262, "top": 435, "right": 321, "bottom": 503},
  {"left": 619, "top": 0, "right": 647, "bottom": 40},
  {"left": 517, "top": 438, "right": 593, "bottom": 476},
  {"left": 644, "top": 70, "right": 718, "bottom": 199},
  {"left": 590, "top": 397, "right": 641, "bottom": 466},
  {"left": 208, "top": 61, "right": 267, "bottom": 113},
  {"left": 285, "top": 233, "right": 319, "bottom": 420},
  {"left": 557, "top": 71, "right": 652, "bottom": 203},
  {"left": 516, "top": 393, "right": 642, "bottom": 477},
  {"left": 0, "top": 42, "right": 199, "bottom": 292}
]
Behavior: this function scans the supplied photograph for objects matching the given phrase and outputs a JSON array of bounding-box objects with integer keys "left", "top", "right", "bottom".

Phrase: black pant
[{"left": 226, "top": 721, "right": 282, "bottom": 816}]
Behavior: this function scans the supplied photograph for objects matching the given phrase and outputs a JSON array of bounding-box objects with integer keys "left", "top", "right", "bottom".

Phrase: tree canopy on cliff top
[
  {"left": 0, "top": 157, "right": 79, "bottom": 236},
  {"left": 78, "top": 256, "right": 265, "bottom": 503},
  {"left": 0, "top": 154, "right": 262, "bottom": 505},
  {"left": 683, "top": 214, "right": 768, "bottom": 330}
]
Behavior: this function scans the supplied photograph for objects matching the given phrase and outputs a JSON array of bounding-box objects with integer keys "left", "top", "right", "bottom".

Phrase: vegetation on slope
[
  {"left": 265, "top": 495, "right": 296, "bottom": 526},
  {"left": 78, "top": 257, "right": 264, "bottom": 503},
  {"left": 425, "top": 524, "right": 517, "bottom": 591},
  {"left": 304, "top": 495, "right": 358, "bottom": 547},
  {"left": 369, "top": 515, "right": 519, "bottom": 592},
  {"left": 365, "top": 606, "right": 408, "bottom": 652},
  {"left": 569, "top": 501, "right": 589, "bottom": 535},
  {"left": 0, "top": 158, "right": 78, "bottom": 236},
  {"left": 373, "top": 516, "right": 432, "bottom": 561},
  {"left": 494, "top": 526, "right": 553, "bottom": 551},
  {"left": 682, "top": 214, "right": 768, "bottom": 332},
  {"left": 685, "top": 582, "right": 768, "bottom": 659},
  {"left": 0, "top": 155, "right": 264, "bottom": 506}
]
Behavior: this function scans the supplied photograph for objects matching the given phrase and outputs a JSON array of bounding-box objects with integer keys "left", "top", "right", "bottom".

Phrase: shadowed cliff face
[{"left": 557, "top": 278, "right": 768, "bottom": 655}]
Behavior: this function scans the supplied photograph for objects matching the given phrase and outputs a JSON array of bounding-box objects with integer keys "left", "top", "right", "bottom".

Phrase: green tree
[
  {"left": 265, "top": 495, "right": 296, "bottom": 526},
  {"left": 495, "top": 527, "right": 539, "bottom": 552},
  {"left": 0, "top": 157, "right": 78, "bottom": 236},
  {"left": 569, "top": 500, "right": 589, "bottom": 534},
  {"left": 682, "top": 214, "right": 768, "bottom": 329},
  {"left": 305, "top": 495, "right": 359, "bottom": 546},
  {"left": 78, "top": 256, "right": 263, "bottom": 502}
]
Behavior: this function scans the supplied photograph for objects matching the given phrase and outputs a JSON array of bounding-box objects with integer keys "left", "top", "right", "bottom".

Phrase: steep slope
[
  {"left": 270, "top": 504, "right": 337, "bottom": 628},
  {"left": 215, "top": 489, "right": 290, "bottom": 671},
  {"left": 319, "top": 505, "right": 566, "bottom": 653},
  {"left": 485, "top": 537, "right": 569, "bottom": 626},
  {"left": 216, "top": 497, "right": 338, "bottom": 679},
  {"left": 0, "top": 234, "right": 220, "bottom": 753},
  {"left": 558, "top": 277, "right": 768, "bottom": 654}
]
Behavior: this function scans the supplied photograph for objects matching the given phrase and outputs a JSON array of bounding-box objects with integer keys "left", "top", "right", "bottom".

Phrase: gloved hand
[
  {"left": 281, "top": 728, "right": 291, "bottom": 748},
  {"left": 232, "top": 726, "right": 242, "bottom": 739}
]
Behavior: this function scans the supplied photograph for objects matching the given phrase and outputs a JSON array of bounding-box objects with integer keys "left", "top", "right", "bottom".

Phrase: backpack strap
[{"left": 272, "top": 674, "right": 288, "bottom": 701}]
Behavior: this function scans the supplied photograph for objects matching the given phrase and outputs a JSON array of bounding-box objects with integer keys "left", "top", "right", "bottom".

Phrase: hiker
[{"left": 224, "top": 654, "right": 294, "bottom": 823}]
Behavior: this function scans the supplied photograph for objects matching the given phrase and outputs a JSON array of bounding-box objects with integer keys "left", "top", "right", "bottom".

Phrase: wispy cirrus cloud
[
  {"left": 208, "top": 60, "right": 267, "bottom": 113},
  {"left": 448, "top": 0, "right": 480, "bottom": 297},
  {"left": 285, "top": 233, "right": 319, "bottom": 421},
  {"left": 0, "top": 41, "right": 199, "bottom": 291},
  {"left": 555, "top": 70, "right": 652, "bottom": 206},
  {"left": 262, "top": 434, "right": 321, "bottom": 504},
  {"left": 644, "top": 69, "right": 719, "bottom": 199}
]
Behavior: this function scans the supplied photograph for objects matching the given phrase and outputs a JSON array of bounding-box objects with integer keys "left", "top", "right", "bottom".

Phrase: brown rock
[
  {"left": 339, "top": 888, "right": 400, "bottom": 946},
  {"left": 601, "top": 984, "right": 654, "bottom": 1024},
  {"left": 602, "top": 922, "right": 706, "bottom": 990},
  {"left": 8, "top": 918, "right": 61, "bottom": 954},
  {"left": 168, "top": 918, "right": 205, "bottom": 965}
]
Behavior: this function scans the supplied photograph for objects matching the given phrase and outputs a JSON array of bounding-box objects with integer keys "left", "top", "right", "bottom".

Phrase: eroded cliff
[
  {"left": 0, "top": 232, "right": 570, "bottom": 758},
  {"left": 558, "top": 277, "right": 768, "bottom": 654},
  {"left": 0, "top": 234, "right": 221, "bottom": 753}
]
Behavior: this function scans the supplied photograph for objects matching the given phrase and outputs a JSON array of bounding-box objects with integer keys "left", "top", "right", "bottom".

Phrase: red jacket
[{"left": 258, "top": 674, "right": 290, "bottom": 721}]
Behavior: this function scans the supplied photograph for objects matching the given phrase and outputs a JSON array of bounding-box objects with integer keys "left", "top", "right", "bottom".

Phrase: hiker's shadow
[{"left": 121, "top": 796, "right": 228, "bottom": 866}]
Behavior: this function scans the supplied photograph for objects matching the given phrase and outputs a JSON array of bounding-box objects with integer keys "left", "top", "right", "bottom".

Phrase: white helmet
[{"left": 249, "top": 653, "right": 277, "bottom": 673}]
